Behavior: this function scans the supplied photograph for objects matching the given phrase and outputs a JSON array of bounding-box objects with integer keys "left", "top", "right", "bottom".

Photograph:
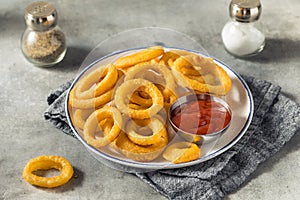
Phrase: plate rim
[{"left": 65, "top": 46, "right": 254, "bottom": 170}]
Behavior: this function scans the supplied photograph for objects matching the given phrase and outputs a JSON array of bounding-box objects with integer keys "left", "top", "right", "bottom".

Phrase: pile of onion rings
[{"left": 68, "top": 46, "right": 232, "bottom": 163}]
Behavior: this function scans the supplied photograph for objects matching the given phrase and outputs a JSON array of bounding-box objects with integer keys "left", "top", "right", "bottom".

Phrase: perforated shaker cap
[
  {"left": 25, "top": 2, "right": 57, "bottom": 30},
  {"left": 230, "top": 0, "right": 262, "bottom": 22}
]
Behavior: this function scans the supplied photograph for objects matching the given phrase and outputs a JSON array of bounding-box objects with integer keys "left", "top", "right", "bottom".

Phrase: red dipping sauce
[{"left": 171, "top": 99, "right": 231, "bottom": 135}]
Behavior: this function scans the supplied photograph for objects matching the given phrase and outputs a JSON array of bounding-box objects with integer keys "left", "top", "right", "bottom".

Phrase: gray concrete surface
[{"left": 1, "top": 0, "right": 299, "bottom": 199}]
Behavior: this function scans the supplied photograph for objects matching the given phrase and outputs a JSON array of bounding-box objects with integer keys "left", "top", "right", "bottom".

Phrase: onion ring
[
  {"left": 111, "top": 130, "right": 168, "bottom": 162},
  {"left": 83, "top": 106, "right": 122, "bottom": 148},
  {"left": 72, "top": 109, "right": 94, "bottom": 130},
  {"left": 69, "top": 69, "right": 123, "bottom": 109},
  {"left": 172, "top": 55, "right": 202, "bottom": 76},
  {"left": 114, "top": 78, "right": 164, "bottom": 119},
  {"left": 171, "top": 56, "right": 232, "bottom": 95},
  {"left": 124, "top": 63, "right": 176, "bottom": 92},
  {"left": 115, "top": 46, "right": 164, "bottom": 69},
  {"left": 162, "top": 142, "right": 201, "bottom": 164},
  {"left": 69, "top": 87, "right": 113, "bottom": 109},
  {"left": 75, "top": 64, "right": 118, "bottom": 99},
  {"left": 125, "top": 116, "right": 166, "bottom": 146},
  {"left": 181, "top": 65, "right": 231, "bottom": 95},
  {"left": 72, "top": 109, "right": 114, "bottom": 135},
  {"left": 22, "top": 155, "right": 73, "bottom": 188}
]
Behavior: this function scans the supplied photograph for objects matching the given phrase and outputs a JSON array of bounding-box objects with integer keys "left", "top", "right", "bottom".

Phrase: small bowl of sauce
[{"left": 168, "top": 94, "right": 232, "bottom": 144}]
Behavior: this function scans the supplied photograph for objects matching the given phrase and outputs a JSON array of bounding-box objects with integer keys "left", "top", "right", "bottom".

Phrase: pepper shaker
[
  {"left": 221, "top": 0, "right": 265, "bottom": 57},
  {"left": 21, "top": 2, "right": 66, "bottom": 67}
]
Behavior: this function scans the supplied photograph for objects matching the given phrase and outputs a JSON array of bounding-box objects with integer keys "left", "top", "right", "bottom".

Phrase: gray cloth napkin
[{"left": 44, "top": 76, "right": 300, "bottom": 200}]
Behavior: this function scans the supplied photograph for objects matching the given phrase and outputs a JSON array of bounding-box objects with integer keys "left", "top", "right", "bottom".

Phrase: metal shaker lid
[
  {"left": 25, "top": 2, "right": 57, "bottom": 30},
  {"left": 230, "top": 0, "right": 262, "bottom": 22}
]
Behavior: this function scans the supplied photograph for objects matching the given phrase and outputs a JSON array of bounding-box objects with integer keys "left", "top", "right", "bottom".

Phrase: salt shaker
[
  {"left": 221, "top": 0, "right": 265, "bottom": 57},
  {"left": 21, "top": 2, "right": 66, "bottom": 67}
]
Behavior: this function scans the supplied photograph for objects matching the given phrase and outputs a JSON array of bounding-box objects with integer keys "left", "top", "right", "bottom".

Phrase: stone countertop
[{"left": 0, "top": 0, "right": 299, "bottom": 199}]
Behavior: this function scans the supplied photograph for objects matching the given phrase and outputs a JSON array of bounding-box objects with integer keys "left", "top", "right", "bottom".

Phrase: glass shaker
[
  {"left": 221, "top": 0, "right": 265, "bottom": 57},
  {"left": 21, "top": 2, "right": 66, "bottom": 67}
]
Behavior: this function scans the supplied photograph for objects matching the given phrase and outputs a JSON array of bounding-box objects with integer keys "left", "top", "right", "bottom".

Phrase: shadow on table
[
  {"left": 48, "top": 46, "right": 91, "bottom": 72},
  {"left": 281, "top": 91, "right": 298, "bottom": 103},
  {"left": 241, "top": 38, "right": 300, "bottom": 63},
  {"left": 39, "top": 167, "right": 85, "bottom": 193}
]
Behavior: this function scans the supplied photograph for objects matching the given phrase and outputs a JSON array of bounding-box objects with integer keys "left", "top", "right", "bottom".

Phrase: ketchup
[{"left": 171, "top": 99, "right": 231, "bottom": 135}]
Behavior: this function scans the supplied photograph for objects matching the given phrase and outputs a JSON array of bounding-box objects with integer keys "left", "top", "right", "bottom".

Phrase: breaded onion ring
[
  {"left": 115, "top": 46, "right": 164, "bottom": 69},
  {"left": 172, "top": 55, "right": 202, "bottom": 76},
  {"left": 114, "top": 79, "right": 164, "bottom": 119},
  {"left": 124, "top": 63, "right": 176, "bottom": 92},
  {"left": 22, "top": 155, "right": 73, "bottom": 188},
  {"left": 83, "top": 106, "right": 122, "bottom": 148},
  {"left": 125, "top": 116, "right": 166, "bottom": 146},
  {"left": 162, "top": 142, "right": 201, "bottom": 164},
  {"left": 69, "top": 87, "right": 113, "bottom": 109},
  {"left": 69, "top": 69, "right": 123, "bottom": 109},
  {"left": 72, "top": 109, "right": 94, "bottom": 130},
  {"left": 72, "top": 109, "right": 114, "bottom": 134},
  {"left": 112, "top": 130, "right": 168, "bottom": 162},
  {"left": 171, "top": 56, "right": 232, "bottom": 95},
  {"left": 75, "top": 64, "right": 118, "bottom": 99},
  {"left": 182, "top": 65, "right": 232, "bottom": 95}
]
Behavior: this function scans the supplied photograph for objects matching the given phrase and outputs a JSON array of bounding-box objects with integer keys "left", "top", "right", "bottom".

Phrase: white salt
[{"left": 221, "top": 21, "right": 265, "bottom": 57}]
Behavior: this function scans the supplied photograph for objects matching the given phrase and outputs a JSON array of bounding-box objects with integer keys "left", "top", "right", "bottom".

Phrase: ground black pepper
[
  {"left": 21, "top": 2, "right": 66, "bottom": 67},
  {"left": 22, "top": 29, "right": 66, "bottom": 64}
]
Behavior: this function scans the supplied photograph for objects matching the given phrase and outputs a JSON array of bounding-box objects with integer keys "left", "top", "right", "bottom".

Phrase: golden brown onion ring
[
  {"left": 75, "top": 64, "right": 118, "bottom": 99},
  {"left": 114, "top": 46, "right": 164, "bottom": 69},
  {"left": 162, "top": 142, "right": 201, "bottom": 164},
  {"left": 172, "top": 55, "right": 202, "bottom": 76},
  {"left": 72, "top": 109, "right": 94, "bottom": 130},
  {"left": 69, "top": 68, "right": 123, "bottom": 109},
  {"left": 125, "top": 116, "right": 166, "bottom": 146},
  {"left": 111, "top": 130, "right": 168, "bottom": 162},
  {"left": 69, "top": 87, "right": 113, "bottom": 109},
  {"left": 72, "top": 108, "right": 114, "bottom": 134},
  {"left": 171, "top": 56, "right": 232, "bottom": 95},
  {"left": 83, "top": 106, "right": 122, "bottom": 148},
  {"left": 124, "top": 63, "right": 176, "bottom": 92},
  {"left": 182, "top": 65, "right": 231, "bottom": 95},
  {"left": 114, "top": 79, "right": 164, "bottom": 119},
  {"left": 22, "top": 155, "right": 73, "bottom": 188}
]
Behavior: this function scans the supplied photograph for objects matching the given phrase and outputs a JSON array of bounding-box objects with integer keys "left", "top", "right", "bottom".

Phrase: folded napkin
[{"left": 44, "top": 76, "right": 300, "bottom": 200}]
